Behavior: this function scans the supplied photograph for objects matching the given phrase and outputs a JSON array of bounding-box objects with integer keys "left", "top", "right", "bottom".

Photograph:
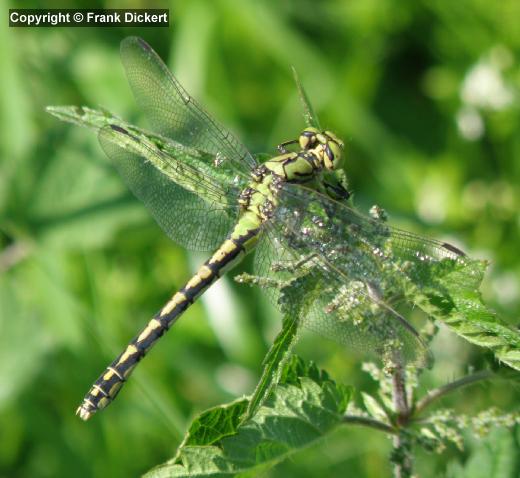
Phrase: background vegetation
[{"left": 1, "top": 0, "right": 520, "bottom": 476}]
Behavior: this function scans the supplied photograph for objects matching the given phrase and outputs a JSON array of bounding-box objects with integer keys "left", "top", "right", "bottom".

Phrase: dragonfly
[{"left": 47, "top": 36, "right": 466, "bottom": 421}]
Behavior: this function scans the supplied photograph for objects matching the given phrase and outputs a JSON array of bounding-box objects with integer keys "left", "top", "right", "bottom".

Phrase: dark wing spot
[
  {"left": 442, "top": 242, "right": 466, "bottom": 257},
  {"left": 110, "top": 124, "right": 129, "bottom": 135}
]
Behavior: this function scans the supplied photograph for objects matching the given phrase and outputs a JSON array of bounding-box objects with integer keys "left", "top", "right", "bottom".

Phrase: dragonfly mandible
[{"left": 47, "top": 37, "right": 466, "bottom": 420}]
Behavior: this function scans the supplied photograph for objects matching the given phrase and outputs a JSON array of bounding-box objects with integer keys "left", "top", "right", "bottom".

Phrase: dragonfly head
[{"left": 299, "top": 127, "right": 344, "bottom": 170}]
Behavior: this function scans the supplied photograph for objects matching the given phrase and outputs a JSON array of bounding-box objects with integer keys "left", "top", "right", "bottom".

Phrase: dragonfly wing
[
  {"left": 255, "top": 223, "right": 429, "bottom": 365},
  {"left": 99, "top": 125, "right": 240, "bottom": 251},
  {"left": 120, "top": 36, "right": 257, "bottom": 180},
  {"left": 267, "top": 183, "right": 472, "bottom": 362},
  {"left": 273, "top": 183, "right": 467, "bottom": 266},
  {"left": 255, "top": 182, "right": 471, "bottom": 365}
]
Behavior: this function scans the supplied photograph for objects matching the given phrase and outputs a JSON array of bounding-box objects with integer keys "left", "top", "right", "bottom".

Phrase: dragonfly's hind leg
[
  {"left": 270, "top": 253, "right": 319, "bottom": 273},
  {"left": 234, "top": 254, "right": 319, "bottom": 291},
  {"left": 235, "top": 272, "right": 289, "bottom": 289},
  {"left": 235, "top": 255, "right": 321, "bottom": 289}
]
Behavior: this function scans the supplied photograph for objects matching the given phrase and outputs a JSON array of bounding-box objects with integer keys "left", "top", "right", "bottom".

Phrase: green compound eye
[
  {"left": 299, "top": 127, "right": 319, "bottom": 149},
  {"left": 328, "top": 140, "right": 344, "bottom": 169},
  {"left": 325, "top": 131, "right": 344, "bottom": 149},
  {"left": 322, "top": 131, "right": 344, "bottom": 170}
]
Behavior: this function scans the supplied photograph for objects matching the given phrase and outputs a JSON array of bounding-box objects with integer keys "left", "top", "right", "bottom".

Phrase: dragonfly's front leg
[
  {"left": 277, "top": 139, "right": 299, "bottom": 154},
  {"left": 318, "top": 169, "right": 351, "bottom": 201},
  {"left": 321, "top": 180, "right": 351, "bottom": 201}
]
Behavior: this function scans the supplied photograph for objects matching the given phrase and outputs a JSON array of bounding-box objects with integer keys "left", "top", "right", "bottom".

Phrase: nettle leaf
[
  {"left": 244, "top": 314, "right": 299, "bottom": 420},
  {"left": 146, "top": 356, "right": 352, "bottom": 478},
  {"left": 407, "top": 256, "right": 520, "bottom": 371},
  {"left": 179, "top": 399, "right": 249, "bottom": 450},
  {"left": 292, "top": 67, "right": 321, "bottom": 130},
  {"left": 361, "top": 392, "right": 390, "bottom": 423}
]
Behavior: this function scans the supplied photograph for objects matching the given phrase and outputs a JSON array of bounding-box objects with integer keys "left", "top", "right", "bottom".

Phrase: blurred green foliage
[{"left": 1, "top": 0, "right": 520, "bottom": 477}]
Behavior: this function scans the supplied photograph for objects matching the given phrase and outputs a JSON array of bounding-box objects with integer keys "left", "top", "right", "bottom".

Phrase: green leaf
[
  {"left": 408, "top": 257, "right": 520, "bottom": 371},
  {"left": 146, "top": 355, "right": 352, "bottom": 478},
  {"left": 244, "top": 313, "right": 299, "bottom": 420},
  {"left": 361, "top": 392, "right": 390, "bottom": 423},
  {"left": 45, "top": 105, "right": 117, "bottom": 131},
  {"left": 178, "top": 398, "right": 249, "bottom": 451},
  {"left": 292, "top": 67, "right": 321, "bottom": 130}
]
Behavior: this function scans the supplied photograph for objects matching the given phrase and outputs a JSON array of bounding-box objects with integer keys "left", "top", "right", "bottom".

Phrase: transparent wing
[
  {"left": 254, "top": 184, "right": 468, "bottom": 365},
  {"left": 120, "top": 36, "right": 257, "bottom": 180},
  {"left": 254, "top": 228, "right": 428, "bottom": 366},
  {"left": 99, "top": 124, "right": 240, "bottom": 251},
  {"left": 274, "top": 184, "right": 465, "bottom": 263}
]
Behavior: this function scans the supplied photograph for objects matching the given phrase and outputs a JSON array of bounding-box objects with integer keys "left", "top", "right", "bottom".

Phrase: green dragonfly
[{"left": 47, "top": 36, "right": 466, "bottom": 421}]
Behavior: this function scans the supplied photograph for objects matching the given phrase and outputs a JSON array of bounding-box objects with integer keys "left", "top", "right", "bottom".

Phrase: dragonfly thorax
[{"left": 299, "top": 127, "right": 344, "bottom": 171}]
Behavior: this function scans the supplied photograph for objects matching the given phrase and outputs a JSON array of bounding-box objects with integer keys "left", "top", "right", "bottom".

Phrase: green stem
[
  {"left": 414, "top": 370, "right": 494, "bottom": 416},
  {"left": 343, "top": 415, "right": 397, "bottom": 435},
  {"left": 391, "top": 362, "right": 413, "bottom": 478}
]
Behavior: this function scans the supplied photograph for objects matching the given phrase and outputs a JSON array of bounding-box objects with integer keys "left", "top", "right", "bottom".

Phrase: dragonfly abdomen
[{"left": 76, "top": 229, "right": 259, "bottom": 420}]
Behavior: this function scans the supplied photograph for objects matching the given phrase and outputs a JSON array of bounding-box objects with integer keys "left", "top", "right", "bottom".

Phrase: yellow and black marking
[
  {"left": 76, "top": 124, "right": 346, "bottom": 420},
  {"left": 76, "top": 227, "right": 258, "bottom": 420}
]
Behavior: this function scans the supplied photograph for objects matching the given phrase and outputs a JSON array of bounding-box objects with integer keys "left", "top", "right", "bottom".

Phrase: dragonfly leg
[
  {"left": 235, "top": 272, "right": 287, "bottom": 289},
  {"left": 277, "top": 139, "right": 299, "bottom": 154},
  {"left": 271, "top": 253, "right": 319, "bottom": 273}
]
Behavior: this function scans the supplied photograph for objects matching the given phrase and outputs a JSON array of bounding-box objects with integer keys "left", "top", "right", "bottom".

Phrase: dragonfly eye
[
  {"left": 325, "top": 131, "right": 344, "bottom": 150},
  {"left": 321, "top": 131, "right": 344, "bottom": 170},
  {"left": 299, "top": 127, "right": 319, "bottom": 150},
  {"left": 326, "top": 140, "right": 343, "bottom": 170},
  {"left": 299, "top": 128, "right": 344, "bottom": 170}
]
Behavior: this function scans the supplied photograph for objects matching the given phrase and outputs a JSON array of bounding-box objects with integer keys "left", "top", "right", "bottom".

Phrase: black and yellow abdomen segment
[{"left": 76, "top": 230, "right": 257, "bottom": 420}]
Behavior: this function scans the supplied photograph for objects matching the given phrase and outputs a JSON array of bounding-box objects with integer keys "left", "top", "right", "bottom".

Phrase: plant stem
[
  {"left": 343, "top": 415, "right": 397, "bottom": 435},
  {"left": 392, "top": 362, "right": 409, "bottom": 426},
  {"left": 391, "top": 361, "right": 413, "bottom": 478},
  {"left": 414, "top": 370, "right": 494, "bottom": 416}
]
